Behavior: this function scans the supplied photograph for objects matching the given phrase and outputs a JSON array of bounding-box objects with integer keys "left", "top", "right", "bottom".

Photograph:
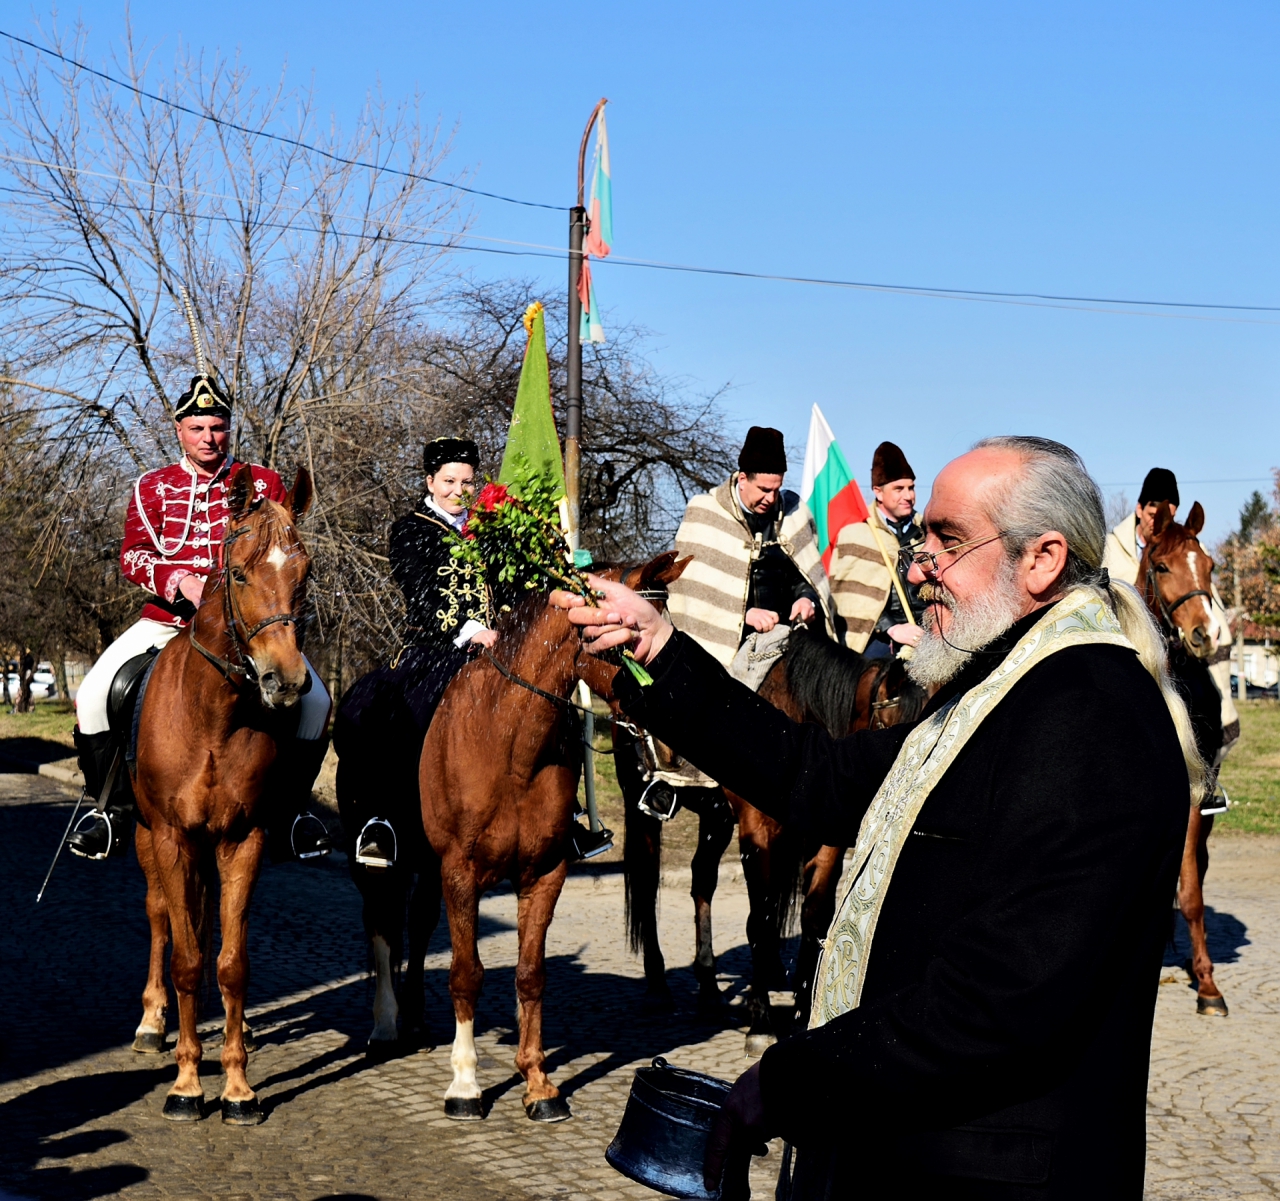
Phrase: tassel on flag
[
  {"left": 579, "top": 104, "right": 611, "bottom": 345},
  {"left": 800, "top": 403, "right": 869, "bottom": 572}
]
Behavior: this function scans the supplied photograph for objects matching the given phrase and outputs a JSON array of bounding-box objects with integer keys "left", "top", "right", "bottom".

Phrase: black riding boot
[
  {"left": 67, "top": 727, "right": 135, "bottom": 860},
  {"left": 267, "top": 735, "right": 334, "bottom": 863}
]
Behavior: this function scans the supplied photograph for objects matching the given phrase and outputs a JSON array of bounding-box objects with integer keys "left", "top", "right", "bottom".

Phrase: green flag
[{"left": 499, "top": 302, "right": 566, "bottom": 501}]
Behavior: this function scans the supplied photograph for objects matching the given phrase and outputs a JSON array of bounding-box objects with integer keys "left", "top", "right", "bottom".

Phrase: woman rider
[{"left": 337, "top": 436, "right": 612, "bottom": 866}]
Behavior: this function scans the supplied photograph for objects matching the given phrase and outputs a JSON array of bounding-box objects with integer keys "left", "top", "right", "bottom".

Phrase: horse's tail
[{"left": 616, "top": 729, "right": 662, "bottom": 957}]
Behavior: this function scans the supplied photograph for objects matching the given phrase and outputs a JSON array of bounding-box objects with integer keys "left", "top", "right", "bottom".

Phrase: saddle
[{"left": 106, "top": 649, "right": 160, "bottom": 768}]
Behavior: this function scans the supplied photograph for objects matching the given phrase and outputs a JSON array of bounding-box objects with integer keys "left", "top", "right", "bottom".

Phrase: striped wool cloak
[
  {"left": 666, "top": 476, "right": 837, "bottom": 667},
  {"left": 828, "top": 508, "right": 923, "bottom": 653}
]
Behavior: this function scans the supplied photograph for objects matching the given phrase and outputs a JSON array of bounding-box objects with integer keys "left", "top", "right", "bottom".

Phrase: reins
[{"left": 189, "top": 515, "right": 303, "bottom": 683}]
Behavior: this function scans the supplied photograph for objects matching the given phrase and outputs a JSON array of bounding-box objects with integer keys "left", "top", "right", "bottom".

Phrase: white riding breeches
[{"left": 75, "top": 617, "right": 330, "bottom": 740}]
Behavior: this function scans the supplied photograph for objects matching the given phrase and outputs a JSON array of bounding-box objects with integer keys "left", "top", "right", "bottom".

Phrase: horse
[
  {"left": 617, "top": 625, "right": 926, "bottom": 1054},
  {"left": 412, "top": 551, "right": 688, "bottom": 1122},
  {"left": 1140, "top": 499, "right": 1231, "bottom": 1016},
  {"left": 131, "top": 464, "right": 320, "bottom": 1123}
]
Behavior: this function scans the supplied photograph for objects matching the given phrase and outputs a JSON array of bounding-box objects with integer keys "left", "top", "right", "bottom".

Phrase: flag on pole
[
  {"left": 500, "top": 302, "right": 567, "bottom": 512},
  {"left": 580, "top": 104, "right": 611, "bottom": 344},
  {"left": 800, "top": 403, "right": 869, "bottom": 572}
]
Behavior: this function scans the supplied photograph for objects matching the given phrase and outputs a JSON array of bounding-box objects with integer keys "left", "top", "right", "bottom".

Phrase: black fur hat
[
  {"left": 1139, "top": 467, "right": 1179, "bottom": 507},
  {"left": 173, "top": 375, "right": 232, "bottom": 422},
  {"left": 423, "top": 437, "right": 480, "bottom": 476},
  {"left": 871, "top": 441, "right": 914, "bottom": 488},
  {"left": 738, "top": 426, "right": 787, "bottom": 475}
]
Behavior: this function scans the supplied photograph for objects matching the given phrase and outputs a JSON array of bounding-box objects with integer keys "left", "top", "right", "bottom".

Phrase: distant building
[{"left": 1229, "top": 619, "right": 1279, "bottom": 697}]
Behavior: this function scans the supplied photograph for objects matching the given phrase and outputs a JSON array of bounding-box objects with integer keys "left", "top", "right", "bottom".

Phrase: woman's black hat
[{"left": 423, "top": 437, "right": 480, "bottom": 476}]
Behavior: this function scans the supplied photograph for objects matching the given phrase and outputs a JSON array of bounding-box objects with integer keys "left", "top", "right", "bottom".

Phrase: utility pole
[
  {"left": 565, "top": 97, "right": 606, "bottom": 553},
  {"left": 1234, "top": 539, "right": 1247, "bottom": 702}
]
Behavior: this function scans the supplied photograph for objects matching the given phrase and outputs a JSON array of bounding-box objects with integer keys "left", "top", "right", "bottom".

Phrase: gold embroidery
[{"left": 433, "top": 559, "right": 487, "bottom": 634}]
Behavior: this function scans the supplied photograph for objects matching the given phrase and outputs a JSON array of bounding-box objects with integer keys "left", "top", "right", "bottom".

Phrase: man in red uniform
[{"left": 68, "top": 373, "right": 332, "bottom": 861}]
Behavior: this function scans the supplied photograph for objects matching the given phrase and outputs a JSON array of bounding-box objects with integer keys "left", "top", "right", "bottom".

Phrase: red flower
[{"left": 475, "top": 482, "right": 510, "bottom": 512}]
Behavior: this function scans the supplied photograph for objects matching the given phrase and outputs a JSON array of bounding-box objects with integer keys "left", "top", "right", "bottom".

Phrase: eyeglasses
[{"left": 898, "top": 532, "right": 1008, "bottom": 576}]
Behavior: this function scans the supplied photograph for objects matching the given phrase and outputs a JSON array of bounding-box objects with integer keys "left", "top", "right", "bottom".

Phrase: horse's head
[
  {"left": 571, "top": 551, "right": 691, "bottom": 702},
  {"left": 1140, "top": 501, "right": 1220, "bottom": 659},
  {"left": 221, "top": 464, "right": 314, "bottom": 708}
]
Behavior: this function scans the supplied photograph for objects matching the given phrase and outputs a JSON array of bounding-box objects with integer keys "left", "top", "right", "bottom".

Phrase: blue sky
[{"left": 20, "top": 2, "right": 1280, "bottom": 541}]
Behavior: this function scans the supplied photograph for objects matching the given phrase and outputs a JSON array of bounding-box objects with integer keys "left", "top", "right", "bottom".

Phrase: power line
[{"left": 0, "top": 28, "right": 568, "bottom": 212}]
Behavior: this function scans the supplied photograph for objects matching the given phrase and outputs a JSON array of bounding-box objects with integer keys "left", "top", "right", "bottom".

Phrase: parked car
[{"left": 4, "top": 661, "right": 58, "bottom": 700}]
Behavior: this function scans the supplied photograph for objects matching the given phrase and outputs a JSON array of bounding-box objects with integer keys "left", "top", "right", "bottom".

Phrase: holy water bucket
[{"left": 605, "top": 1056, "right": 732, "bottom": 1200}]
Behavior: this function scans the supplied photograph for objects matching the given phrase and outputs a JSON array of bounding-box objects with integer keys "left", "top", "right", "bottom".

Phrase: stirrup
[
  {"left": 67, "top": 808, "right": 117, "bottom": 861},
  {"left": 355, "top": 817, "right": 397, "bottom": 870},
  {"left": 637, "top": 779, "right": 680, "bottom": 822},
  {"left": 290, "top": 812, "right": 333, "bottom": 860},
  {"left": 569, "top": 821, "right": 614, "bottom": 861},
  {"left": 1200, "top": 783, "right": 1230, "bottom": 817}
]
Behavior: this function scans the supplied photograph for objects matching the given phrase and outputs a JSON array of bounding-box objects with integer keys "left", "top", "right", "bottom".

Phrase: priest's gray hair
[{"left": 974, "top": 434, "right": 1208, "bottom": 805}]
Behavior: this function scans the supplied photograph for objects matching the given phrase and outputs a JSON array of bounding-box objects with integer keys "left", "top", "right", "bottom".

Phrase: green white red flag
[
  {"left": 579, "top": 104, "right": 611, "bottom": 345},
  {"left": 800, "top": 403, "right": 868, "bottom": 571}
]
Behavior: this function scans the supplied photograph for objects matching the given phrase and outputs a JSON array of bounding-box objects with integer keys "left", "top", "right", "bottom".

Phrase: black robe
[{"left": 613, "top": 602, "right": 1189, "bottom": 1198}]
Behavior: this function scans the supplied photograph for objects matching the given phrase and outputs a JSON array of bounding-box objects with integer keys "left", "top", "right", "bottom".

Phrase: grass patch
[
  {"left": 0, "top": 699, "right": 77, "bottom": 752},
  {"left": 1218, "top": 701, "right": 1280, "bottom": 835}
]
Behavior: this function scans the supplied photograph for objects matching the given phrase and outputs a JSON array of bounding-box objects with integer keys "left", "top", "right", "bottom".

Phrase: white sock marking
[{"left": 445, "top": 1018, "right": 480, "bottom": 1099}]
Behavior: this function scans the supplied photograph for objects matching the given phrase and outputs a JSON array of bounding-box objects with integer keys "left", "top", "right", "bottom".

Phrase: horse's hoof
[
  {"left": 221, "top": 1097, "right": 265, "bottom": 1126},
  {"left": 1197, "top": 995, "right": 1229, "bottom": 1017},
  {"left": 162, "top": 1094, "right": 204, "bottom": 1122},
  {"left": 641, "top": 990, "right": 675, "bottom": 1015},
  {"left": 132, "top": 1031, "right": 167, "bottom": 1054},
  {"left": 525, "top": 1096, "right": 572, "bottom": 1123},
  {"left": 444, "top": 1096, "right": 484, "bottom": 1121},
  {"left": 366, "top": 1038, "right": 399, "bottom": 1062},
  {"left": 745, "top": 1031, "right": 777, "bottom": 1058}
]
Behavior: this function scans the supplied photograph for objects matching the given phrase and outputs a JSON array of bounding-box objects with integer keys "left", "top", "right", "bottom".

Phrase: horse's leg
[
  {"left": 441, "top": 860, "right": 485, "bottom": 1119},
  {"left": 132, "top": 823, "right": 171, "bottom": 1054},
  {"left": 1179, "top": 806, "right": 1226, "bottom": 1015},
  {"left": 402, "top": 851, "right": 443, "bottom": 1047},
  {"left": 215, "top": 829, "right": 267, "bottom": 1123},
  {"left": 793, "top": 844, "right": 844, "bottom": 1029},
  {"left": 150, "top": 823, "right": 207, "bottom": 1120},
  {"left": 736, "top": 799, "right": 788, "bottom": 1055},
  {"left": 691, "top": 789, "right": 735, "bottom": 1016},
  {"left": 617, "top": 735, "right": 669, "bottom": 1002},
  {"left": 515, "top": 862, "right": 571, "bottom": 1122}
]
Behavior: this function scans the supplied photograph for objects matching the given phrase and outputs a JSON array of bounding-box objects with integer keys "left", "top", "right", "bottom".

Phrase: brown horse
[
  {"left": 132, "top": 464, "right": 320, "bottom": 1123},
  {"left": 1140, "top": 500, "right": 1230, "bottom": 1016},
  {"left": 420, "top": 552, "right": 688, "bottom": 1122},
  {"left": 618, "top": 627, "right": 925, "bottom": 1054}
]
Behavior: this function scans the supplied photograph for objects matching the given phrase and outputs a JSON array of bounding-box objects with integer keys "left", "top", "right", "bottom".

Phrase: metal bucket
[{"left": 605, "top": 1056, "right": 732, "bottom": 1200}]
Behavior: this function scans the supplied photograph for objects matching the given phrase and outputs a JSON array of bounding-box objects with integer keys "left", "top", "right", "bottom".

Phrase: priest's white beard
[{"left": 907, "top": 559, "right": 1026, "bottom": 688}]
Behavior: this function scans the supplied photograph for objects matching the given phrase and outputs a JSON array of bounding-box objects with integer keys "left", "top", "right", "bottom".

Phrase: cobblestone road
[{"left": 1, "top": 774, "right": 1277, "bottom": 1199}]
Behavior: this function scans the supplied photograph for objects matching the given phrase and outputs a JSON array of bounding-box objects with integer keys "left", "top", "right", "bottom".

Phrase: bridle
[
  {"left": 189, "top": 515, "right": 304, "bottom": 683},
  {"left": 1143, "top": 551, "right": 1212, "bottom": 642}
]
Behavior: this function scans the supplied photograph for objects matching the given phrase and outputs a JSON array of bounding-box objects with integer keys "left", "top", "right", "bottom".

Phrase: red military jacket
[{"left": 121, "top": 456, "right": 287, "bottom": 627}]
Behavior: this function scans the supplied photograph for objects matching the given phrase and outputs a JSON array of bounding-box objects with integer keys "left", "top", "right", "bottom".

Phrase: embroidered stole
[{"left": 810, "top": 589, "right": 1133, "bottom": 1028}]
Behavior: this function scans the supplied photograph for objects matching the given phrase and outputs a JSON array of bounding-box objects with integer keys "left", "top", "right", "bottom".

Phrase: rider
[
  {"left": 343, "top": 437, "right": 613, "bottom": 866},
  {"left": 666, "top": 425, "right": 837, "bottom": 663},
  {"left": 828, "top": 441, "right": 926, "bottom": 658},
  {"left": 67, "top": 373, "right": 333, "bottom": 861},
  {"left": 1103, "top": 466, "right": 1239, "bottom": 760}
]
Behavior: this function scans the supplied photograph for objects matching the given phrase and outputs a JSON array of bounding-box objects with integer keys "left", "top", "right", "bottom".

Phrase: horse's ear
[
  {"left": 1151, "top": 502, "right": 1174, "bottom": 539},
  {"left": 1184, "top": 501, "right": 1204, "bottom": 536},
  {"left": 636, "top": 551, "right": 692, "bottom": 589},
  {"left": 227, "top": 463, "right": 256, "bottom": 518},
  {"left": 286, "top": 467, "right": 313, "bottom": 520}
]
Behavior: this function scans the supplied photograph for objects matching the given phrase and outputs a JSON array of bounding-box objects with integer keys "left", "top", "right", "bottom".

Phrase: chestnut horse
[
  {"left": 420, "top": 552, "right": 688, "bottom": 1122},
  {"left": 132, "top": 464, "right": 320, "bottom": 1123},
  {"left": 1140, "top": 500, "right": 1230, "bottom": 1016},
  {"left": 618, "top": 627, "right": 925, "bottom": 1053}
]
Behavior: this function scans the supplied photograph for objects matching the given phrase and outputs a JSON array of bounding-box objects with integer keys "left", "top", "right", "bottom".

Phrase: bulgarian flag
[
  {"left": 800, "top": 403, "right": 868, "bottom": 572},
  {"left": 580, "top": 104, "right": 612, "bottom": 345},
  {"left": 500, "top": 302, "right": 568, "bottom": 524}
]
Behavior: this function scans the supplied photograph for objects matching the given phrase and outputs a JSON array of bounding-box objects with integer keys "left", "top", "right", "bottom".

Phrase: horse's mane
[{"left": 783, "top": 627, "right": 871, "bottom": 736}]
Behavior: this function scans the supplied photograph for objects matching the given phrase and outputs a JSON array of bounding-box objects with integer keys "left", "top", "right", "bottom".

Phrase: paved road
[{"left": 1, "top": 774, "right": 1277, "bottom": 1199}]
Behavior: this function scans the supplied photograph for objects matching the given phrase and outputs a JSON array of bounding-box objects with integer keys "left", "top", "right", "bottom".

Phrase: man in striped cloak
[
  {"left": 828, "top": 440, "right": 927, "bottom": 657},
  {"left": 666, "top": 426, "right": 837, "bottom": 666}
]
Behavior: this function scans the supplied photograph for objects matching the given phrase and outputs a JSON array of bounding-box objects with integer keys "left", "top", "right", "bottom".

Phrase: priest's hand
[
  {"left": 704, "top": 1061, "right": 770, "bottom": 1200},
  {"left": 887, "top": 623, "right": 922, "bottom": 648},
  {"left": 550, "top": 574, "right": 673, "bottom": 665},
  {"left": 789, "top": 597, "right": 817, "bottom": 624},
  {"left": 744, "top": 607, "right": 781, "bottom": 633}
]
